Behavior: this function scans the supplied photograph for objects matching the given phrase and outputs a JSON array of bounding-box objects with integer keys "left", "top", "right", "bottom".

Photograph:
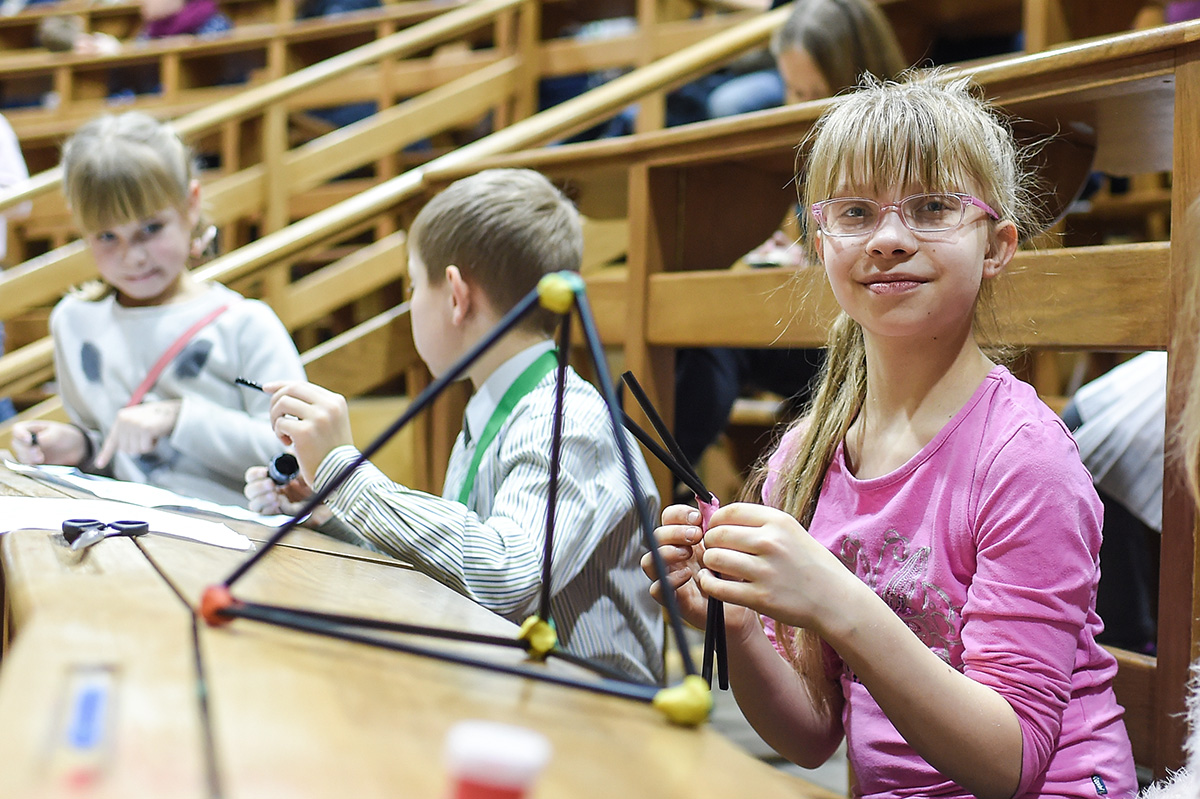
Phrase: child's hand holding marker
[
  {"left": 10, "top": 420, "right": 89, "bottom": 467},
  {"left": 250, "top": 380, "right": 355, "bottom": 487}
]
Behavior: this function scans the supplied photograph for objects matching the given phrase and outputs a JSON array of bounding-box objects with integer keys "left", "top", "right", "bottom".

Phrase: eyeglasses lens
[{"left": 818, "top": 194, "right": 966, "bottom": 236}]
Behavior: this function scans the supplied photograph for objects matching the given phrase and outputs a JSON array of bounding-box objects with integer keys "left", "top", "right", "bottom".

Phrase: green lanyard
[{"left": 457, "top": 350, "right": 559, "bottom": 505}]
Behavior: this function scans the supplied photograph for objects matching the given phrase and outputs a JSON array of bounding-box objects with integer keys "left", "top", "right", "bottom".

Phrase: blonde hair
[
  {"left": 409, "top": 168, "right": 583, "bottom": 333},
  {"left": 62, "top": 111, "right": 197, "bottom": 236},
  {"left": 756, "top": 70, "right": 1039, "bottom": 678},
  {"left": 771, "top": 0, "right": 908, "bottom": 92}
]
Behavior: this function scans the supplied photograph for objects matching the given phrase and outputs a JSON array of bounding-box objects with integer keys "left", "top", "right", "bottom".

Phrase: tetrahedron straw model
[{"left": 199, "top": 272, "right": 712, "bottom": 725}]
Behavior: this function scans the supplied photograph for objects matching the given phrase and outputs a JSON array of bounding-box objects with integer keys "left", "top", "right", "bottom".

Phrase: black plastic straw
[
  {"left": 223, "top": 601, "right": 660, "bottom": 702},
  {"left": 621, "top": 412, "right": 708, "bottom": 500},
  {"left": 572, "top": 292, "right": 698, "bottom": 678},
  {"left": 539, "top": 317, "right": 571, "bottom": 622},
  {"left": 620, "top": 371, "right": 710, "bottom": 503},
  {"left": 619, "top": 371, "right": 725, "bottom": 689}
]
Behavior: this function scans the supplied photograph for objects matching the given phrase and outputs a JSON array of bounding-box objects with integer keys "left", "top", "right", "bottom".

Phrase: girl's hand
[
  {"left": 94, "top": 400, "right": 182, "bottom": 469},
  {"left": 10, "top": 421, "right": 88, "bottom": 466},
  {"left": 699, "top": 502, "right": 855, "bottom": 634},
  {"left": 641, "top": 504, "right": 757, "bottom": 634},
  {"left": 243, "top": 465, "right": 333, "bottom": 525},
  {"left": 264, "top": 381, "right": 353, "bottom": 485}
]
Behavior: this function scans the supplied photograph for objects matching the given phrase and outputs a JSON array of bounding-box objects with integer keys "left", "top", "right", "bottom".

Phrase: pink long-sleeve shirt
[{"left": 762, "top": 366, "right": 1135, "bottom": 798}]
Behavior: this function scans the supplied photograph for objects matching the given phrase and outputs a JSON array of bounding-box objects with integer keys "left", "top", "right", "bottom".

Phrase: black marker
[
  {"left": 29, "top": 430, "right": 38, "bottom": 448},
  {"left": 235, "top": 377, "right": 264, "bottom": 392}
]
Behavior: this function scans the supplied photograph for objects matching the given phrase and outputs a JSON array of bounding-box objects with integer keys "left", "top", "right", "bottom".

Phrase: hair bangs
[
  {"left": 806, "top": 90, "right": 982, "bottom": 206},
  {"left": 63, "top": 112, "right": 195, "bottom": 234},
  {"left": 73, "top": 163, "right": 183, "bottom": 233}
]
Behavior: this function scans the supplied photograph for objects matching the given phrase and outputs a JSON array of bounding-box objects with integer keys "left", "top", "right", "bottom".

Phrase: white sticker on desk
[{"left": 0, "top": 497, "right": 252, "bottom": 550}]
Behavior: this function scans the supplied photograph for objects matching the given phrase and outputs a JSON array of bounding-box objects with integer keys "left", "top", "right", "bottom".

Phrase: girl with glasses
[{"left": 644, "top": 71, "right": 1135, "bottom": 798}]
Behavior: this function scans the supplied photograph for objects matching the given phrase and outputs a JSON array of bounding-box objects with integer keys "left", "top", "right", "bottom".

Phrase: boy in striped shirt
[{"left": 245, "top": 169, "right": 664, "bottom": 683}]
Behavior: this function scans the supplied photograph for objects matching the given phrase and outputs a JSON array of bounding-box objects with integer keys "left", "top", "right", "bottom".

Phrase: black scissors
[{"left": 62, "top": 518, "right": 150, "bottom": 551}]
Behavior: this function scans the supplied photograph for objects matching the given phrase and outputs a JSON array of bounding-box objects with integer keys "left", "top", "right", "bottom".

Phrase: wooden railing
[{"left": 0, "top": 2, "right": 791, "bottom": 413}]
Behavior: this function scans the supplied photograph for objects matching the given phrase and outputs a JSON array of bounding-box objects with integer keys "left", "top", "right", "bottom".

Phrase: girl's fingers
[
  {"left": 654, "top": 523, "right": 703, "bottom": 547},
  {"left": 700, "top": 546, "right": 762, "bottom": 584},
  {"left": 696, "top": 568, "right": 754, "bottom": 607},
  {"left": 640, "top": 545, "right": 692, "bottom": 579},
  {"left": 703, "top": 522, "right": 765, "bottom": 552},
  {"left": 708, "top": 501, "right": 789, "bottom": 528},
  {"left": 662, "top": 503, "right": 701, "bottom": 526}
]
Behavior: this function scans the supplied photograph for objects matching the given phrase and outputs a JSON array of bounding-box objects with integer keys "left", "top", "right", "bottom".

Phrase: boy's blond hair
[{"left": 409, "top": 168, "right": 583, "bottom": 333}]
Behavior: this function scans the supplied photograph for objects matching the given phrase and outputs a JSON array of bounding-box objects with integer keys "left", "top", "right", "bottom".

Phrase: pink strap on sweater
[{"left": 125, "top": 304, "right": 229, "bottom": 407}]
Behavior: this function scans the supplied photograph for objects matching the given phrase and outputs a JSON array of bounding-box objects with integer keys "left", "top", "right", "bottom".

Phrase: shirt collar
[{"left": 463, "top": 340, "right": 555, "bottom": 444}]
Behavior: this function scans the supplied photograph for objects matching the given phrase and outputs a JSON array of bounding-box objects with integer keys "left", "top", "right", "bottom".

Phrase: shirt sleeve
[
  {"left": 169, "top": 300, "right": 306, "bottom": 480},
  {"left": 961, "top": 418, "right": 1103, "bottom": 796},
  {"left": 314, "top": 445, "right": 547, "bottom": 614},
  {"left": 314, "top": 402, "right": 647, "bottom": 616}
]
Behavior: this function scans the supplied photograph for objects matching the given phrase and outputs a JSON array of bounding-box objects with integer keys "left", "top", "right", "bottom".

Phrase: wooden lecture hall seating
[{"left": 0, "top": 0, "right": 1195, "bottom": 792}]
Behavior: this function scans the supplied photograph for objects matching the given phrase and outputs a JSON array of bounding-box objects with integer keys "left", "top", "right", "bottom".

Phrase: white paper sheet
[
  {"left": 4, "top": 461, "right": 294, "bottom": 526},
  {"left": 0, "top": 496, "right": 252, "bottom": 550}
]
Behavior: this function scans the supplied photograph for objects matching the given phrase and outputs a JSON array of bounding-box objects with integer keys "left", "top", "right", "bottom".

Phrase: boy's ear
[
  {"left": 982, "top": 220, "right": 1018, "bottom": 279},
  {"left": 445, "top": 265, "right": 471, "bottom": 325}
]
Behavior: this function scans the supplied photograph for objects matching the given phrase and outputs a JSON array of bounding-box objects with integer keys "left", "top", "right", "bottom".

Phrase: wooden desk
[{"left": 0, "top": 464, "right": 840, "bottom": 798}]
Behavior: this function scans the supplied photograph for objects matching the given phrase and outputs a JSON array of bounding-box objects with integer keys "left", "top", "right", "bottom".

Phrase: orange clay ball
[{"left": 200, "top": 585, "right": 239, "bottom": 627}]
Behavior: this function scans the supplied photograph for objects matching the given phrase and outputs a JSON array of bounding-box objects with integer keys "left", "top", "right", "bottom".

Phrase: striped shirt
[{"left": 314, "top": 343, "right": 664, "bottom": 684}]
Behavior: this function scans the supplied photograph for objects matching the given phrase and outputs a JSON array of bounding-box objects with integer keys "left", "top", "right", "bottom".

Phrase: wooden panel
[
  {"left": 1155, "top": 36, "right": 1200, "bottom": 777},
  {"left": 1108, "top": 647, "right": 1157, "bottom": 767},
  {"left": 301, "top": 304, "right": 420, "bottom": 396},
  {"left": 347, "top": 396, "right": 419, "bottom": 486},
  {"left": 275, "top": 232, "right": 408, "bottom": 329},
  {"left": 642, "top": 243, "right": 1169, "bottom": 350}
]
